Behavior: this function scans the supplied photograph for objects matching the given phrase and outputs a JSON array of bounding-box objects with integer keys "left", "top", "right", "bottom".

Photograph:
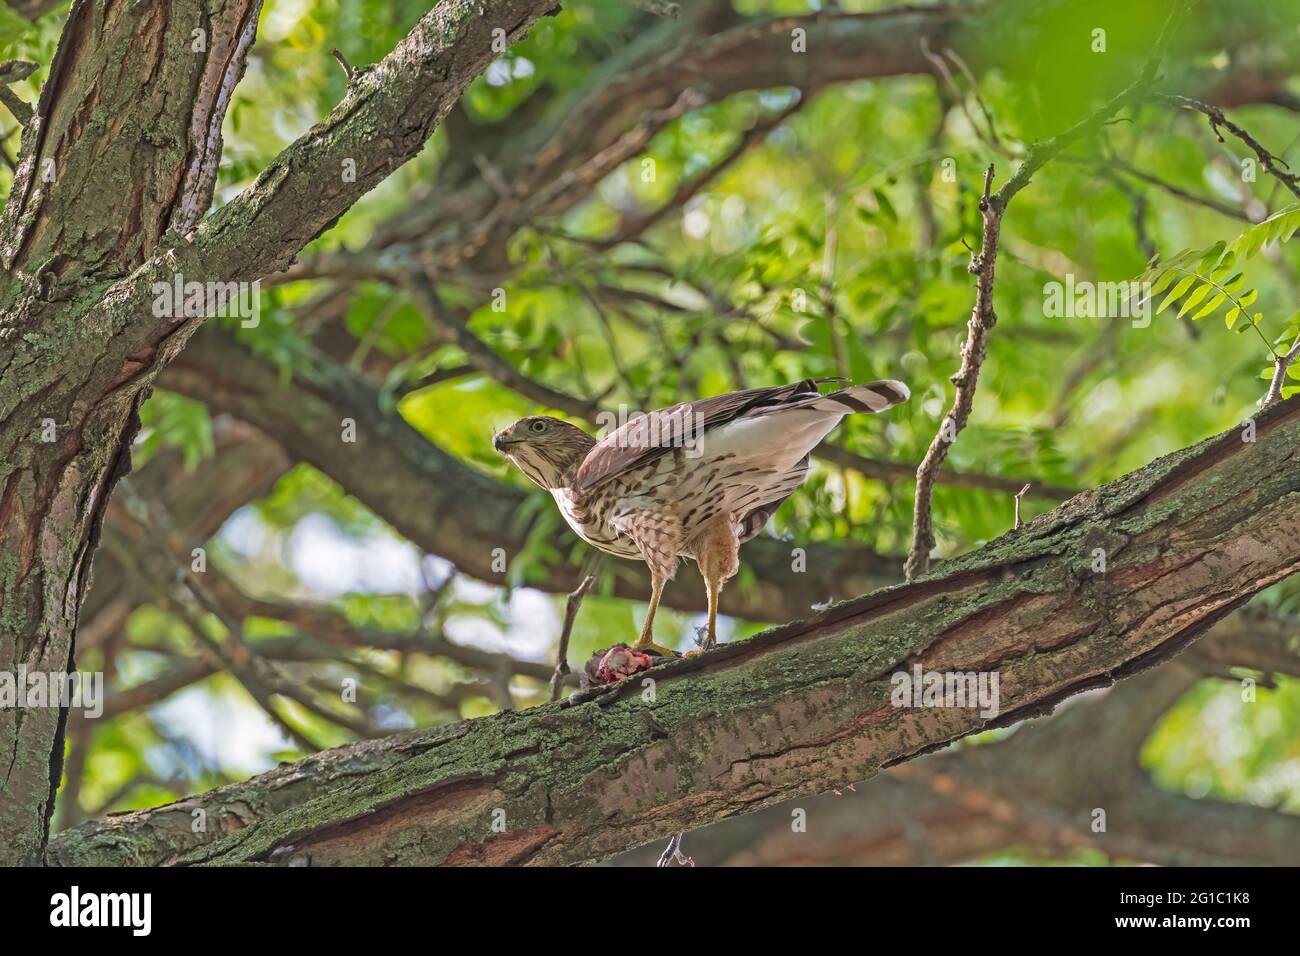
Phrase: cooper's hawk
[{"left": 494, "top": 378, "right": 909, "bottom": 656}]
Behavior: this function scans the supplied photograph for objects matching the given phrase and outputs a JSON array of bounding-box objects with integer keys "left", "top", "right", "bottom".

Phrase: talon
[
  {"left": 632, "top": 636, "right": 679, "bottom": 658},
  {"left": 692, "top": 622, "right": 719, "bottom": 653}
]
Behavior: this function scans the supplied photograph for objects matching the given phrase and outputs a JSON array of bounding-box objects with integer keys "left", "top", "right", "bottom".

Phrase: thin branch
[
  {"left": 1013, "top": 482, "right": 1031, "bottom": 530},
  {"left": 588, "top": 97, "right": 805, "bottom": 250},
  {"left": 1105, "top": 155, "right": 1253, "bottom": 222},
  {"left": 919, "top": 36, "right": 1006, "bottom": 156},
  {"left": 1156, "top": 93, "right": 1300, "bottom": 201},
  {"left": 905, "top": 165, "right": 1000, "bottom": 580},
  {"left": 49, "top": 395, "right": 1300, "bottom": 866},
  {"left": 821, "top": 191, "right": 849, "bottom": 379},
  {"left": 815, "top": 441, "right": 1076, "bottom": 501},
  {"left": 944, "top": 47, "right": 999, "bottom": 147},
  {"left": 401, "top": 269, "right": 601, "bottom": 419},
  {"left": 904, "top": 15, "right": 1181, "bottom": 579},
  {"left": 331, "top": 48, "right": 358, "bottom": 83},
  {"left": 550, "top": 575, "right": 595, "bottom": 702}
]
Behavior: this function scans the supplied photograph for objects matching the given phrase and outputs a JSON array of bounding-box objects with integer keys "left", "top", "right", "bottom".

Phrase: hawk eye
[{"left": 529, "top": 420, "right": 548, "bottom": 434}]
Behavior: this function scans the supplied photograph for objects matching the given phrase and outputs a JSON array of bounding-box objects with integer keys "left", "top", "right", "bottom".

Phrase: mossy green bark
[
  {"left": 48, "top": 398, "right": 1300, "bottom": 867},
  {"left": 0, "top": 0, "right": 560, "bottom": 865}
]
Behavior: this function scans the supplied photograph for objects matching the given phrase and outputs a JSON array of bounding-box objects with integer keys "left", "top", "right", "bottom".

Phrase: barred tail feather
[{"left": 805, "top": 379, "right": 910, "bottom": 415}]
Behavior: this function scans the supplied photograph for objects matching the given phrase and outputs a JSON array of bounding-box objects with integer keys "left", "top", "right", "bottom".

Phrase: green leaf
[
  {"left": 1149, "top": 270, "right": 1177, "bottom": 297},
  {"left": 1158, "top": 275, "right": 1196, "bottom": 314},
  {"left": 872, "top": 188, "right": 898, "bottom": 225},
  {"left": 1190, "top": 291, "right": 1226, "bottom": 321},
  {"left": 1176, "top": 282, "right": 1213, "bottom": 319},
  {"left": 1195, "top": 240, "right": 1227, "bottom": 274}
]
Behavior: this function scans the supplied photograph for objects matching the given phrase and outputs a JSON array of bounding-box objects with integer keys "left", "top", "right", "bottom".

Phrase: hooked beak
[{"left": 493, "top": 433, "right": 516, "bottom": 453}]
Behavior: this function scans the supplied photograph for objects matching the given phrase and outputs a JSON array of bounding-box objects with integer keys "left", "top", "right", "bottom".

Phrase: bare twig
[
  {"left": 821, "top": 191, "right": 849, "bottom": 379},
  {"left": 903, "top": 12, "right": 1182, "bottom": 579},
  {"left": 433, "top": 86, "right": 707, "bottom": 272},
  {"left": 550, "top": 575, "right": 595, "bottom": 702},
  {"left": 919, "top": 37, "right": 1003, "bottom": 155},
  {"left": 945, "top": 47, "right": 1000, "bottom": 147},
  {"left": 656, "top": 830, "right": 695, "bottom": 867},
  {"left": 1104, "top": 155, "right": 1253, "bottom": 222},
  {"left": 1104, "top": 170, "right": 1156, "bottom": 262},
  {"left": 590, "top": 97, "right": 804, "bottom": 250},
  {"left": 905, "top": 165, "right": 1000, "bottom": 580},
  {"left": 1013, "top": 483, "right": 1031, "bottom": 530},
  {"left": 331, "top": 48, "right": 357, "bottom": 82},
  {"left": 473, "top": 152, "right": 513, "bottom": 199},
  {"left": 1156, "top": 93, "right": 1300, "bottom": 201},
  {"left": 816, "top": 441, "right": 1075, "bottom": 500},
  {"left": 401, "top": 270, "right": 601, "bottom": 419}
]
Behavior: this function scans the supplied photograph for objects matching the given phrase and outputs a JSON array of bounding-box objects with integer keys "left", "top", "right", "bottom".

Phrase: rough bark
[
  {"left": 613, "top": 654, "right": 1300, "bottom": 866},
  {"left": 46, "top": 397, "right": 1300, "bottom": 866},
  {"left": 0, "top": 0, "right": 561, "bottom": 865},
  {"left": 0, "top": 0, "right": 264, "bottom": 866}
]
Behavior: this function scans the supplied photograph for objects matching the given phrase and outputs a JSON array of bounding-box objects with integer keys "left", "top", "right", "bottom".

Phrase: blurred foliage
[{"left": 1146, "top": 678, "right": 1300, "bottom": 813}]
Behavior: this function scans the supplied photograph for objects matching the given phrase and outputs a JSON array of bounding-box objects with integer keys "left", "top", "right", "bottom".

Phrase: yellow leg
[
  {"left": 683, "top": 571, "right": 722, "bottom": 658},
  {"left": 632, "top": 573, "right": 676, "bottom": 657},
  {"left": 704, "top": 574, "right": 721, "bottom": 650},
  {"left": 685, "top": 513, "right": 738, "bottom": 657}
]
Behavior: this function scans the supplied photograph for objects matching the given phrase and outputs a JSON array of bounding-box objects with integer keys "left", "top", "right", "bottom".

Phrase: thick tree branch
[
  {"left": 48, "top": 396, "right": 1300, "bottom": 865},
  {"left": 0, "top": 0, "right": 267, "bottom": 865},
  {"left": 186, "top": 0, "right": 563, "bottom": 288},
  {"left": 629, "top": 662, "right": 1300, "bottom": 867},
  {"left": 0, "top": 0, "right": 563, "bottom": 865},
  {"left": 80, "top": 417, "right": 291, "bottom": 642}
]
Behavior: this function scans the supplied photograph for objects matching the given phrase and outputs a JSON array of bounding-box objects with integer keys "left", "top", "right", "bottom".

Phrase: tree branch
[
  {"left": 184, "top": 0, "right": 563, "bottom": 287},
  {"left": 1156, "top": 92, "right": 1300, "bottom": 201},
  {"left": 48, "top": 396, "right": 1300, "bottom": 865},
  {"left": 905, "top": 42, "right": 1172, "bottom": 579},
  {"left": 632, "top": 660, "right": 1300, "bottom": 867}
]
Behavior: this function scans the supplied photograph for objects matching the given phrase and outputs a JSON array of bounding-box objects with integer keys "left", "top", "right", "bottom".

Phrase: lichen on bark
[{"left": 46, "top": 397, "right": 1300, "bottom": 867}]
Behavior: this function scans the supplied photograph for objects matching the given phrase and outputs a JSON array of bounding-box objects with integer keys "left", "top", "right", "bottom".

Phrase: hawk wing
[{"left": 573, "top": 381, "right": 828, "bottom": 495}]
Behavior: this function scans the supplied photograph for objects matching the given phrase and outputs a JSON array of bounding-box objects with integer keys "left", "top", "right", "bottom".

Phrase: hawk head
[{"left": 494, "top": 415, "right": 595, "bottom": 490}]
